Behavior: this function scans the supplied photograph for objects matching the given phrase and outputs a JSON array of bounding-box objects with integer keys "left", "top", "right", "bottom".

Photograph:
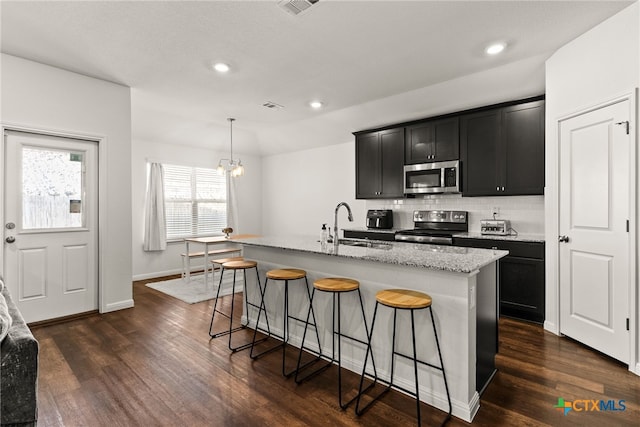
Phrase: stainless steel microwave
[{"left": 404, "top": 160, "right": 460, "bottom": 194}]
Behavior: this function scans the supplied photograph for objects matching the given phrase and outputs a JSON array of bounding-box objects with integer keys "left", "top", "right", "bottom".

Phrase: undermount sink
[{"left": 338, "top": 239, "right": 392, "bottom": 250}]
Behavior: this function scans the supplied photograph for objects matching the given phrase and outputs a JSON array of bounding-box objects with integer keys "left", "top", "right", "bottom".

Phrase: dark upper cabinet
[
  {"left": 356, "top": 128, "right": 404, "bottom": 199},
  {"left": 503, "top": 101, "right": 545, "bottom": 195},
  {"left": 405, "top": 117, "right": 459, "bottom": 164},
  {"left": 460, "top": 109, "right": 502, "bottom": 196},
  {"left": 461, "top": 99, "right": 545, "bottom": 196}
]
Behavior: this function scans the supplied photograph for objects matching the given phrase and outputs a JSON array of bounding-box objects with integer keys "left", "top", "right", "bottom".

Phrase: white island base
[{"left": 238, "top": 240, "right": 501, "bottom": 423}]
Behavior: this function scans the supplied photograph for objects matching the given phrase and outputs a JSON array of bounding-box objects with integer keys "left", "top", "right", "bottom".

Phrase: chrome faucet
[{"left": 334, "top": 202, "right": 354, "bottom": 251}]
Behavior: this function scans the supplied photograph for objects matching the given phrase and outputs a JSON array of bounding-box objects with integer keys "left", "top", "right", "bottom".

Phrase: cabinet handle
[
  {"left": 501, "top": 187, "right": 505, "bottom": 191},
  {"left": 496, "top": 186, "right": 499, "bottom": 191}
]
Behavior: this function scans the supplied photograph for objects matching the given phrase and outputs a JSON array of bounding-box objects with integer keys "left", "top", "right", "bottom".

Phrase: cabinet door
[
  {"left": 503, "top": 100, "right": 545, "bottom": 195},
  {"left": 379, "top": 128, "right": 405, "bottom": 198},
  {"left": 405, "top": 123, "right": 433, "bottom": 164},
  {"left": 461, "top": 109, "right": 501, "bottom": 196},
  {"left": 355, "top": 132, "right": 381, "bottom": 199},
  {"left": 432, "top": 117, "right": 459, "bottom": 162},
  {"left": 499, "top": 256, "right": 545, "bottom": 323},
  {"left": 405, "top": 117, "right": 459, "bottom": 164}
]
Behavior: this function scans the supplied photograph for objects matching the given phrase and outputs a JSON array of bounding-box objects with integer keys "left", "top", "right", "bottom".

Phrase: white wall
[
  {"left": 545, "top": 3, "right": 639, "bottom": 369},
  {"left": 0, "top": 53, "right": 133, "bottom": 313},
  {"left": 262, "top": 56, "right": 548, "bottom": 238},
  {"left": 131, "top": 139, "right": 262, "bottom": 279},
  {"left": 261, "top": 142, "right": 365, "bottom": 237}
]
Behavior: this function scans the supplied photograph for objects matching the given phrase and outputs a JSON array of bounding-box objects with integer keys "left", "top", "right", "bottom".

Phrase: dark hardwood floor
[{"left": 31, "top": 277, "right": 640, "bottom": 426}]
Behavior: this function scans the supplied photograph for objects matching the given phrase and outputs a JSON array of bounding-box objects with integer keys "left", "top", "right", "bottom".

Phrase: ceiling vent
[
  {"left": 263, "top": 101, "right": 284, "bottom": 110},
  {"left": 278, "top": 0, "right": 319, "bottom": 16}
]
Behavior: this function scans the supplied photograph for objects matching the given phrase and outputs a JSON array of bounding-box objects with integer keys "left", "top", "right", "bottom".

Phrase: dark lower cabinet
[
  {"left": 499, "top": 256, "right": 545, "bottom": 323},
  {"left": 453, "top": 237, "right": 545, "bottom": 323},
  {"left": 343, "top": 230, "right": 396, "bottom": 241}
]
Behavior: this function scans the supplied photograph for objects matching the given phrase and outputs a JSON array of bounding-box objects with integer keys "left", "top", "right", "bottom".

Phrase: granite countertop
[
  {"left": 235, "top": 235, "right": 508, "bottom": 274},
  {"left": 453, "top": 232, "right": 545, "bottom": 243}
]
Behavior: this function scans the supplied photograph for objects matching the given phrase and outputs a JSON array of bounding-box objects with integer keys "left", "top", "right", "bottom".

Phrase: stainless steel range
[{"left": 395, "top": 210, "right": 468, "bottom": 245}]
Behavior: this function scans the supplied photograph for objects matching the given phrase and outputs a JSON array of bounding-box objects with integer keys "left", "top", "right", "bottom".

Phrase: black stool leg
[
  {"left": 430, "top": 306, "right": 452, "bottom": 426},
  {"left": 250, "top": 277, "right": 280, "bottom": 359},
  {"left": 282, "top": 279, "right": 290, "bottom": 376},
  {"left": 283, "top": 276, "right": 321, "bottom": 377},
  {"left": 227, "top": 267, "right": 262, "bottom": 353},
  {"left": 356, "top": 301, "right": 392, "bottom": 415},
  {"left": 410, "top": 308, "right": 421, "bottom": 426},
  {"left": 209, "top": 267, "right": 246, "bottom": 340},
  {"left": 346, "top": 288, "right": 378, "bottom": 409},
  {"left": 294, "top": 288, "right": 330, "bottom": 383}
]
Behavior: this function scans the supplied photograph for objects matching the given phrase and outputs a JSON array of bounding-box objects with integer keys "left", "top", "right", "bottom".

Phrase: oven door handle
[{"left": 395, "top": 234, "right": 453, "bottom": 245}]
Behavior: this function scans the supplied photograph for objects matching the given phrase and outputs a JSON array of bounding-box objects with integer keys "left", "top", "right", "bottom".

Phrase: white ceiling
[{"left": 0, "top": 0, "right": 633, "bottom": 156}]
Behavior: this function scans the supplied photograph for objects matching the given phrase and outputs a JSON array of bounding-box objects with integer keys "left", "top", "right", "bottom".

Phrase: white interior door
[
  {"left": 3, "top": 131, "right": 98, "bottom": 323},
  {"left": 558, "top": 99, "right": 630, "bottom": 363}
]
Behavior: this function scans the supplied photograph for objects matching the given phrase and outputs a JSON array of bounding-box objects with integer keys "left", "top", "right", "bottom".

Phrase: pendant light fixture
[{"left": 216, "top": 118, "right": 244, "bottom": 177}]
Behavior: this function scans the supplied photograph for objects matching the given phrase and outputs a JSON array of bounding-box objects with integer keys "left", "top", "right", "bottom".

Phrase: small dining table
[{"left": 183, "top": 234, "right": 259, "bottom": 286}]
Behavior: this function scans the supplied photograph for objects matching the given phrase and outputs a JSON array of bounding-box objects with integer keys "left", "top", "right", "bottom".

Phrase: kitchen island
[{"left": 234, "top": 235, "right": 507, "bottom": 422}]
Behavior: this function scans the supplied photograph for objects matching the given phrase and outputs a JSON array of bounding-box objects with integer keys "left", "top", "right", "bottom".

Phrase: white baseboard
[
  {"left": 132, "top": 269, "right": 183, "bottom": 281},
  {"left": 102, "top": 299, "right": 134, "bottom": 313},
  {"left": 544, "top": 320, "right": 559, "bottom": 335}
]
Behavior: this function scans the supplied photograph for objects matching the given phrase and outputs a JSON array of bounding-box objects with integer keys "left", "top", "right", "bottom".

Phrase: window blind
[{"left": 163, "top": 164, "right": 227, "bottom": 239}]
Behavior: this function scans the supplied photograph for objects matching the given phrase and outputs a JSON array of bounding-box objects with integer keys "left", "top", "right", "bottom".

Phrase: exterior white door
[
  {"left": 558, "top": 99, "right": 630, "bottom": 363},
  {"left": 3, "top": 131, "right": 98, "bottom": 323}
]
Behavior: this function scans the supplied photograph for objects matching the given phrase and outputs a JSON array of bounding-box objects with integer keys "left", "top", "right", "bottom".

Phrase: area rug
[{"left": 146, "top": 272, "right": 242, "bottom": 304}]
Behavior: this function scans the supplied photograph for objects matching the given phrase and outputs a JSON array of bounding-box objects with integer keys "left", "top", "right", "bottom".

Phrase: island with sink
[{"left": 234, "top": 234, "right": 507, "bottom": 423}]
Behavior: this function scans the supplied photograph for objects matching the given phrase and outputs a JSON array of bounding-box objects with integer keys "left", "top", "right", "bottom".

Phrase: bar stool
[
  {"left": 208, "top": 260, "right": 269, "bottom": 352},
  {"left": 355, "top": 289, "right": 452, "bottom": 427},
  {"left": 210, "top": 255, "right": 244, "bottom": 286},
  {"left": 250, "top": 268, "right": 321, "bottom": 377},
  {"left": 294, "top": 277, "right": 378, "bottom": 409}
]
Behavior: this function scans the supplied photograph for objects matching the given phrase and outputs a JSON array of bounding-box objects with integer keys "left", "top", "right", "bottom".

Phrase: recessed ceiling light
[
  {"left": 485, "top": 42, "right": 506, "bottom": 55},
  {"left": 213, "top": 62, "right": 230, "bottom": 73},
  {"left": 310, "top": 101, "right": 323, "bottom": 109}
]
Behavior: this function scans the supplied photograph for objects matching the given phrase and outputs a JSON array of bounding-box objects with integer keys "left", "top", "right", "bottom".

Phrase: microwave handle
[{"left": 440, "top": 167, "right": 446, "bottom": 188}]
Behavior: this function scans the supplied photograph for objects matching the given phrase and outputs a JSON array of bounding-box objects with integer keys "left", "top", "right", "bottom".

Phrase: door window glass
[{"left": 22, "top": 146, "right": 85, "bottom": 229}]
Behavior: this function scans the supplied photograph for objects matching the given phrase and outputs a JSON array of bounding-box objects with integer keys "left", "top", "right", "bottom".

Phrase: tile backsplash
[{"left": 367, "top": 194, "right": 544, "bottom": 234}]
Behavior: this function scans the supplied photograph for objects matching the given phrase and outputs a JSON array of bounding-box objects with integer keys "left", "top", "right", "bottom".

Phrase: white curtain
[
  {"left": 143, "top": 163, "right": 167, "bottom": 251},
  {"left": 226, "top": 172, "right": 240, "bottom": 233}
]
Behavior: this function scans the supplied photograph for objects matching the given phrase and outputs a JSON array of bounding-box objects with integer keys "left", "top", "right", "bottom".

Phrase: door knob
[
  {"left": 558, "top": 235, "right": 570, "bottom": 243},
  {"left": 5, "top": 236, "right": 15, "bottom": 243}
]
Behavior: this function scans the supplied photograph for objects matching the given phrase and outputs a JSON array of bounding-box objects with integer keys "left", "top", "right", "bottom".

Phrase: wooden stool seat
[
  {"left": 376, "top": 289, "right": 432, "bottom": 309},
  {"left": 211, "top": 256, "right": 244, "bottom": 265},
  {"left": 266, "top": 268, "right": 307, "bottom": 281},
  {"left": 222, "top": 260, "right": 257, "bottom": 270},
  {"left": 314, "top": 277, "right": 360, "bottom": 293}
]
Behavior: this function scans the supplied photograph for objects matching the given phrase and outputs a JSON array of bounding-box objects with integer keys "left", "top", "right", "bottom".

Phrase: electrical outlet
[{"left": 492, "top": 207, "right": 500, "bottom": 218}]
